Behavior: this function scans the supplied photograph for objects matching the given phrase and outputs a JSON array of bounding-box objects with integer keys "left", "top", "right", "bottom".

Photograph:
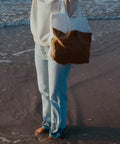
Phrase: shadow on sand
[{"left": 64, "top": 126, "right": 120, "bottom": 143}]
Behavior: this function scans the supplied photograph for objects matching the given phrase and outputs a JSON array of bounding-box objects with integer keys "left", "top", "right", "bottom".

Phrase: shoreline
[
  {"left": 0, "top": 17, "right": 120, "bottom": 29},
  {"left": 0, "top": 0, "right": 120, "bottom": 29},
  {"left": 0, "top": 19, "right": 120, "bottom": 65}
]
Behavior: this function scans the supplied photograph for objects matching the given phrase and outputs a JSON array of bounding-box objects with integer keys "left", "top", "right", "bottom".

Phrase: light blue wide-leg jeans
[{"left": 35, "top": 43, "right": 71, "bottom": 138}]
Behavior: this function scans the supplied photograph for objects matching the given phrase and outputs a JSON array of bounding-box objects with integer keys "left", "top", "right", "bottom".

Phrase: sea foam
[{"left": 0, "top": 0, "right": 120, "bottom": 28}]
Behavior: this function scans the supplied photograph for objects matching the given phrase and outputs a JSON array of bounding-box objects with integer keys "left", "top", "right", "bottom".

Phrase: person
[{"left": 30, "top": 0, "right": 78, "bottom": 139}]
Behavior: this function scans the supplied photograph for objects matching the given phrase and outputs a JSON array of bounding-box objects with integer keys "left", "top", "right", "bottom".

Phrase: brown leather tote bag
[
  {"left": 50, "top": 0, "right": 92, "bottom": 65},
  {"left": 50, "top": 28, "right": 92, "bottom": 65}
]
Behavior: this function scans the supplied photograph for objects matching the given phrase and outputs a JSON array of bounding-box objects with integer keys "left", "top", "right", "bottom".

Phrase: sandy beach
[{"left": 0, "top": 19, "right": 120, "bottom": 144}]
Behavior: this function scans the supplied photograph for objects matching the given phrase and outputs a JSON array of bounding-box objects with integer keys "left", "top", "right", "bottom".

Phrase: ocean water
[{"left": 0, "top": 0, "right": 120, "bottom": 28}]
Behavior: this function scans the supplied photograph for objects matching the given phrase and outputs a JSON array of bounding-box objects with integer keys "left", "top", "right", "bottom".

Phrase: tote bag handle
[
  {"left": 77, "top": 3, "right": 83, "bottom": 18},
  {"left": 57, "top": 0, "right": 67, "bottom": 13},
  {"left": 58, "top": 0, "right": 83, "bottom": 18},
  {"left": 56, "top": 0, "right": 72, "bottom": 31}
]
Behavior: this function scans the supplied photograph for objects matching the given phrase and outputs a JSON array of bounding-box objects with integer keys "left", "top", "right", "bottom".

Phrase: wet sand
[{"left": 0, "top": 20, "right": 120, "bottom": 144}]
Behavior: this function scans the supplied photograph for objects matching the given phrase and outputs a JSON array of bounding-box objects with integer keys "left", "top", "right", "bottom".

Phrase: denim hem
[
  {"left": 49, "top": 128, "right": 64, "bottom": 138},
  {"left": 42, "top": 125, "right": 50, "bottom": 131}
]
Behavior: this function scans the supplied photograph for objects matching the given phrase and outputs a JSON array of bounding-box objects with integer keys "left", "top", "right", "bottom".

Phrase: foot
[
  {"left": 38, "top": 136, "right": 56, "bottom": 143},
  {"left": 35, "top": 127, "right": 48, "bottom": 136},
  {"left": 47, "top": 136, "right": 55, "bottom": 140},
  {"left": 47, "top": 136, "right": 62, "bottom": 140}
]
